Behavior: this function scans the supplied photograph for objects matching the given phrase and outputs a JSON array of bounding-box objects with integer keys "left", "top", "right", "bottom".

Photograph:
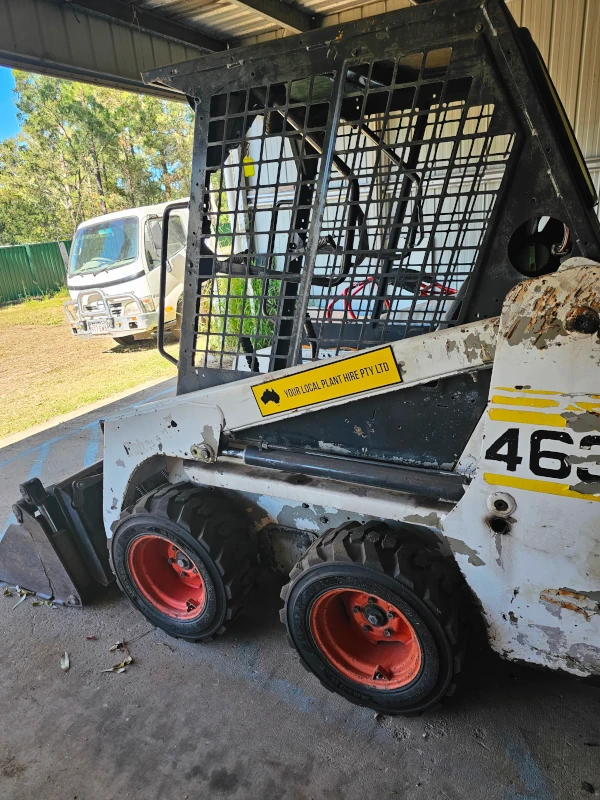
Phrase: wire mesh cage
[
  {"left": 193, "top": 45, "right": 516, "bottom": 375},
  {"left": 143, "top": 0, "right": 600, "bottom": 389}
]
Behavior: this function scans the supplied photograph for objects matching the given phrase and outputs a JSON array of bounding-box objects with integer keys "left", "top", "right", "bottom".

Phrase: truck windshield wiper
[{"left": 72, "top": 257, "right": 137, "bottom": 277}]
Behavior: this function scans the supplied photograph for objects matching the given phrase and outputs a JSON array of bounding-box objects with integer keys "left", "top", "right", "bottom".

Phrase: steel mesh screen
[{"left": 194, "top": 47, "right": 515, "bottom": 373}]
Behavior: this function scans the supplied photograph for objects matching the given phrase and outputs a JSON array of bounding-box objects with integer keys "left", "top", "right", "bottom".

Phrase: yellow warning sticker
[{"left": 252, "top": 346, "right": 401, "bottom": 417}]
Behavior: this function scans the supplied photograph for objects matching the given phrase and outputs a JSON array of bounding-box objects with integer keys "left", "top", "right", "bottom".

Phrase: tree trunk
[
  {"left": 90, "top": 138, "right": 107, "bottom": 214},
  {"left": 162, "top": 162, "right": 172, "bottom": 201}
]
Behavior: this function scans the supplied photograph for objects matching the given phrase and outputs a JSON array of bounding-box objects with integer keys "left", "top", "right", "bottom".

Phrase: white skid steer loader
[{"left": 2, "top": 0, "right": 599, "bottom": 715}]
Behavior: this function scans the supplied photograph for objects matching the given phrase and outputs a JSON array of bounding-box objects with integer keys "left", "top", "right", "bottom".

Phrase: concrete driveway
[{"left": 0, "top": 381, "right": 598, "bottom": 800}]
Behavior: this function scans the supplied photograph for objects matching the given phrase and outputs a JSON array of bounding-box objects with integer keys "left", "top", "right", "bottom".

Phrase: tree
[{"left": 0, "top": 72, "right": 193, "bottom": 245}]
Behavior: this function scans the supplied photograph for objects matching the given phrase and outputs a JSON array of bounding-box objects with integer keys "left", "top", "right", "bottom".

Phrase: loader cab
[
  {"left": 148, "top": 13, "right": 598, "bottom": 393},
  {"left": 64, "top": 201, "right": 188, "bottom": 341}
]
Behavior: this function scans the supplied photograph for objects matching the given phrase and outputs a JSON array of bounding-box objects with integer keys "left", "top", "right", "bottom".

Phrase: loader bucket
[{"left": 0, "top": 461, "right": 113, "bottom": 605}]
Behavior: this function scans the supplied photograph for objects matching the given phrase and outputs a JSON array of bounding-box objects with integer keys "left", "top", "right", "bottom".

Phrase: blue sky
[{"left": 0, "top": 68, "right": 20, "bottom": 140}]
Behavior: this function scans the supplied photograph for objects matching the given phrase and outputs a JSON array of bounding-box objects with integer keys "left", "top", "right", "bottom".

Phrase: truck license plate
[{"left": 88, "top": 320, "right": 111, "bottom": 335}]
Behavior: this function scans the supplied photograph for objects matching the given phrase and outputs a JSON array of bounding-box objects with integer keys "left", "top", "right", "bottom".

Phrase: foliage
[{"left": 0, "top": 72, "right": 193, "bottom": 245}]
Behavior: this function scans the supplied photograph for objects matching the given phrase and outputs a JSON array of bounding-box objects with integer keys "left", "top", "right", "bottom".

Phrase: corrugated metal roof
[
  {"left": 1, "top": 0, "right": 599, "bottom": 163},
  {"left": 141, "top": 0, "right": 283, "bottom": 40}
]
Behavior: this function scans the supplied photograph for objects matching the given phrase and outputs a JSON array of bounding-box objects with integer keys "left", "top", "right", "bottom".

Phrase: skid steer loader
[{"left": 2, "top": 0, "right": 599, "bottom": 714}]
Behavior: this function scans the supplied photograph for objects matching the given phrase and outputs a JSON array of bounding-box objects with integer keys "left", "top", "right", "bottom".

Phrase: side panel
[{"left": 443, "top": 262, "right": 600, "bottom": 676}]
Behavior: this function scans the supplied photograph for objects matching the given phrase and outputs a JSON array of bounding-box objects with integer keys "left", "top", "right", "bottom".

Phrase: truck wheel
[
  {"left": 111, "top": 483, "right": 259, "bottom": 641},
  {"left": 280, "top": 521, "right": 465, "bottom": 715}
]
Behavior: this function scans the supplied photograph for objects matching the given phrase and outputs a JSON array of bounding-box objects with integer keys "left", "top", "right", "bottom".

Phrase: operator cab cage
[{"left": 145, "top": 0, "right": 600, "bottom": 395}]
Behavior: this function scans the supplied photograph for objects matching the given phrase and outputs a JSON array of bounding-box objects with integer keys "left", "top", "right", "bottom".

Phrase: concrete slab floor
[{"left": 0, "top": 572, "right": 599, "bottom": 800}]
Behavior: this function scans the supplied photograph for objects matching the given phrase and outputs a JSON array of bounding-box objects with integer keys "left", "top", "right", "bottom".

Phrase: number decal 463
[{"left": 485, "top": 428, "right": 599, "bottom": 482}]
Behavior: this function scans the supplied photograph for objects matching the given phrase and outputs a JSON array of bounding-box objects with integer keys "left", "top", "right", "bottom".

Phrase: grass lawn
[{"left": 0, "top": 293, "right": 178, "bottom": 438}]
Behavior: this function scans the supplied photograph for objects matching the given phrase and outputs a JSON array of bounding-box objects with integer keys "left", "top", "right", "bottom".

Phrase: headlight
[{"left": 124, "top": 296, "right": 155, "bottom": 315}]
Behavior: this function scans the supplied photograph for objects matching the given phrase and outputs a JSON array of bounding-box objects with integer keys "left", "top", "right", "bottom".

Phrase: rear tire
[
  {"left": 280, "top": 521, "right": 465, "bottom": 715},
  {"left": 111, "top": 483, "right": 259, "bottom": 641}
]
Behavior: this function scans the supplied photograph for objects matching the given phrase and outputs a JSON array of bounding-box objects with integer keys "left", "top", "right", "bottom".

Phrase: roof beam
[
  {"left": 228, "top": 0, "right": 316, "bottom": 33},
  {"left": 47, "top": 0, "right": 227, "bottom": 52}
]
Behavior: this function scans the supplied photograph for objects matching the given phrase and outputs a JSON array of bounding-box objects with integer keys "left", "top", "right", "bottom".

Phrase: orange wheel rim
[
  {"left": 127, "top": 534, "right": 206, "bottom": 620},
  {"left": 309, "top": 589, "right": 422, "bottom": 689}
]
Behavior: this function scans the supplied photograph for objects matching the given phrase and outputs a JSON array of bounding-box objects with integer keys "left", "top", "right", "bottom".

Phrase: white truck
[{"left": 63, "top": 200, "right": 188, "bottom": 344}]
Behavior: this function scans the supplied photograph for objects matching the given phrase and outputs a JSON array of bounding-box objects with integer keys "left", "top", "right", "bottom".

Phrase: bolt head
[
  {"left": 191, "top": 443, "right": 215, "bottom": 462},
  {"left": 387, "top": 611, "right": 395, "bottom": 619},
  {"left": 353, "top": 606, "right": 361, "bottom": 614},
  {"left": 363, "top": 624, "right": 372, "bottom": 632},
  {"left": 384, "top": 628, "right": 392, "bottom": 637}
]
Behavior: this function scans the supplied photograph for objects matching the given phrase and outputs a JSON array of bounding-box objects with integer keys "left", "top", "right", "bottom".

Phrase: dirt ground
[{"left": 0, "top": 294, "right": 178, "bottom": 438}]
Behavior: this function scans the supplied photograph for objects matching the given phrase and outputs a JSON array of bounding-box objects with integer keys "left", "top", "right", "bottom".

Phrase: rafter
[{"left": 228, "top": 0, "right": 316, "bottom": 33}]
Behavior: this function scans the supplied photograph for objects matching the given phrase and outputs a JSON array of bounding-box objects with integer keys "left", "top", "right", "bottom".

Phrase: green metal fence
[{"left": 0, "top": 240, "right": 70, "bottom": 304}]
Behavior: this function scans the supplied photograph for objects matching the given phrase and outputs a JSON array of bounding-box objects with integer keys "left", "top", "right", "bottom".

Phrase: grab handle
[{"left": 158, "top": 201, "right": 188, "bottom": 366}]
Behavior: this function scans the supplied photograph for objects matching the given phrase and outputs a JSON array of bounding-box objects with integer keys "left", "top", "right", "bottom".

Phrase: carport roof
[{"left": 0, "top": 0, "right": 421, "bottom": 97}]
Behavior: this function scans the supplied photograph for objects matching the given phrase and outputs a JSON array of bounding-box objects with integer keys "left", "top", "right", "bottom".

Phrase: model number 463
[{"left": 485, "top": 428, "right": 599, "bottom": 481}]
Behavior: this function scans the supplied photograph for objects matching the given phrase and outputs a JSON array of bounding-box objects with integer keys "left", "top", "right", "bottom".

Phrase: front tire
[
  {"left": 280, "top": 521, "right": 465, "bottom": 715},
  {"left": 111, "top": 483, "right": 259, "bottom": 641}
]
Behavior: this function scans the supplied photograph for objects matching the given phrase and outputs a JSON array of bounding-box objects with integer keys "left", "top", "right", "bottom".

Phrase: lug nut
[
  {"left": 353, "top": 606, "right": 361, "bottom": 614},
  {"left": 363, "top": 624, "right": 372, "bottom": 632},
  {"left": 367, "top": 596, "right": 378, "bottom": 605},
  {"left": 383, "top": 628, "right": 392, "bottom": 637},
  {"left": 387, "top": 611, "right": 395, "bottom": 619}
]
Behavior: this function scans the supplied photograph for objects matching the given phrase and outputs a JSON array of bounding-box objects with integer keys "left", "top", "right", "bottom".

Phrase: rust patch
[
  {"left": 503, "top": 270, "right": 600, "bottom": 349},
  {"left": 540, "top": 588, "right": 600, "bottom": 621}
]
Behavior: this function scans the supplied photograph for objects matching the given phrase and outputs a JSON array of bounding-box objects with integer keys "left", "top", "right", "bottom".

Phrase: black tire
[
  {"left": 280, "top": 521, "right": 466, "bottom": 715},
  {"left": 111, "top": 483, "right": 259, "bottom": 641},
  {"left": 113, "top": 335, "right": 137, "bottom": 346}
]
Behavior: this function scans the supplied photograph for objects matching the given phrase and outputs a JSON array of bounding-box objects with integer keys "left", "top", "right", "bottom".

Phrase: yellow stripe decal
[
  {"left": 573, "top": 401, "right": 600, "bottom": 411},
  {"left": 494, "top": 387, "right": 562, "bottom": 395},
  {"left": 491, "top": 395, "right": 560, "bottom": 408},
  {"left": 484, "top": 473, "right": 600, "bottom": 503},
  {"left": 488, "top": 408, "right": 566, "bottom": 427}
]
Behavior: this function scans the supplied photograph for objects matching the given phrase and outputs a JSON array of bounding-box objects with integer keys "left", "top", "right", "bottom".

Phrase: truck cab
[{"left": 64, "top": 200, "right": 189, "bottom": 343}]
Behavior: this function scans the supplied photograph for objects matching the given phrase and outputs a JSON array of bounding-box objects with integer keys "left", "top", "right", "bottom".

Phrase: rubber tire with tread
[
  {"left": 280, "top": 520, "right": 466, "bottom": 715},
  {"left": 111, "top": 482, "right": 259, "bottom": 641}
]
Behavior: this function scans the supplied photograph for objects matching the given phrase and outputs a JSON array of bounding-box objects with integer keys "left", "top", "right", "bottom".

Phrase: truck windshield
[{"left": 69, "top": 217, "right": 138, "bottom": 276}]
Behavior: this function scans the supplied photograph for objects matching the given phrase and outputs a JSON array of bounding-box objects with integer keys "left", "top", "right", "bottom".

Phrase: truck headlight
[{"left": 125, "top": 296, "right": 155, "bottom": 315}]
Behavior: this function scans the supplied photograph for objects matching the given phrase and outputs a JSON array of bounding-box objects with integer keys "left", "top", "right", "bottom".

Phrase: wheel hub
[
  {"left": 127, "top": 534, "right": 206, "bottom": 620},
  {"left": 363, "top": 602, "right": 387, "bottom": 628},
  {"left": 309, "top": 588, "right": 422, "bottom": 690}
]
